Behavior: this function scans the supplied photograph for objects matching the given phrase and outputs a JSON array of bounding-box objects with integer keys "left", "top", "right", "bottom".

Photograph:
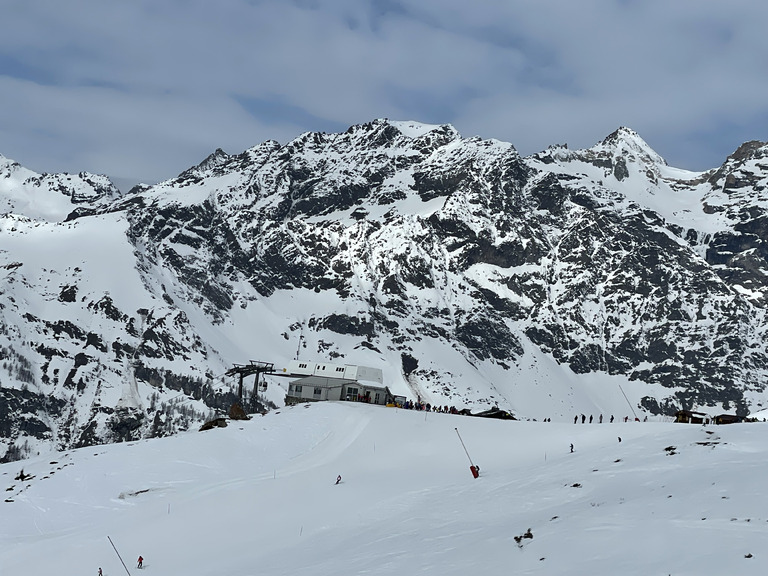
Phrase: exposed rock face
[{"left": 1, "top": 120, "right": 768, "bottom": 460}]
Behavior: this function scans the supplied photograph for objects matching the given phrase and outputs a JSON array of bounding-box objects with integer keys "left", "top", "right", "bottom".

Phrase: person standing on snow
[{"left": 137, "top": 556, "right": 143, "bottom": 569}]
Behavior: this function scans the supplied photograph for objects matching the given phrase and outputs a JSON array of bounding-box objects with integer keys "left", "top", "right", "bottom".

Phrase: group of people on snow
[
  {"left": 398, "top": 398, "right": 467, "bottom": 415},
  {"left": 573, "top": 414, "right": 647, "bottom": 424}
]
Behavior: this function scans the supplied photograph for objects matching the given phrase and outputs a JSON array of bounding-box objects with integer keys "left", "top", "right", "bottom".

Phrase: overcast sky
[{"left": 1, "top": 0, "right": 767, "bottom": 191}]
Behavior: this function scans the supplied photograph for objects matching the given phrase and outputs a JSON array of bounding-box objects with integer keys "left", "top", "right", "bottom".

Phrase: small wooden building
[
  {"left": 674, "top": 410, "right": 708, "bottom": 424},
  {"left": 714, "top": 413, "right": 742, "bottom": 425}
]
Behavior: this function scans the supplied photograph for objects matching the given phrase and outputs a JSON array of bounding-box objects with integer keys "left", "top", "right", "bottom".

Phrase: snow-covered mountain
[
  {"left": 1, "top": 121, "right": 768, "bottom": 461},
  {"left": 2, "top": 402, "right": 768, "bottom": 575}
]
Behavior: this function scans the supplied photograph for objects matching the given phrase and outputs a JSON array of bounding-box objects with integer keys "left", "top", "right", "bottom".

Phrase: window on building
[
  {"left": 295, "top": 385, "right": 302, "bottom": 393},
  {"left": 374, "top": 393, "right": 380, "bottom": 404},
  {"left": 346, "top": 387, "right": 358, "bottom": 401},
  {"left": 336, "top": 367, "right": 344, "bottom": 372},
  {"left": 299, "top": 363, "right": 307, "bottom": 368},
  {"left": 314, "top": 387, "right": 322, "bottom": 396}
]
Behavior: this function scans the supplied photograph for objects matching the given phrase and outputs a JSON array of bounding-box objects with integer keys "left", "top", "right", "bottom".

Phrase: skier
[
  {"left": 570, "top": 443, "right": 574, "bottom": 453},
  {"left": 610, "top": 415, "right": 614, "bottom": 423},
  {"left": 137, "top": 556, "right": 143, "bottom": 569},
  {"left": 335, "top": 475, "right": 342, "bottom": 485},
  {"left": 574, "top": 415, "right": 578, "bottom": 424},
  {"left": 599, "top": 414, "right": 603, "bottom": 424},
  {"left": 589, "top": 415, "right": 593, "bottom": 424},
  {"left": 581, "top": 414, "right": 586, "bottom": 424},
  {"left": 98, "top": 569, "right": 103, "bottom": 576},
  {"left": 618, "top": 437, "right": 622, "bottom": 443}
]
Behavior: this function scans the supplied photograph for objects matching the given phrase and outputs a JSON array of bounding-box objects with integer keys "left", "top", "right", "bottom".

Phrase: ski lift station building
[{"left": 283, "top": 360, "right": 392, "bottom": 405}]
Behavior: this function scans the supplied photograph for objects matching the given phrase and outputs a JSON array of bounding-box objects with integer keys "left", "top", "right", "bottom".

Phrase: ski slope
[{"left": 1, "top": 402, "right": 767, "bottom": 575}]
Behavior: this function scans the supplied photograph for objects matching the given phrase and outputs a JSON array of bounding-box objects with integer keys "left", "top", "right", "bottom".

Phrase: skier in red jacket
[{"left": 137, "top": 555, "right": 143, "bottom": 569}]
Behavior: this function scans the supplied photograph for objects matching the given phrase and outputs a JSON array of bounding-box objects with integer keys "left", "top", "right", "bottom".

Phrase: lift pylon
[{"left": 225, "top": 360, "right": 275, "bottom": 401}]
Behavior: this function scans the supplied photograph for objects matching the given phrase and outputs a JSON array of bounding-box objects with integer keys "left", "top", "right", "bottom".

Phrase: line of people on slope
[
  {"left": 574, "top": 414, "right": 647, "bottom": 424},
  {"left": 398, "top": 398, "right": 469, "bottom": 415}
]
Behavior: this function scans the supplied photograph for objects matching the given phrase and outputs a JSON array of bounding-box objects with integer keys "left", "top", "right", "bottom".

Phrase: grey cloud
[{"left": 0, "top": 0, "right": 766, "bottom": 184}]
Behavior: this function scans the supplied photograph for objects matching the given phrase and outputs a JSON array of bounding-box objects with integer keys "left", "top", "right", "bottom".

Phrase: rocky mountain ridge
[{"left": 1, "top": 120, "right": 767, "bottom": 461}]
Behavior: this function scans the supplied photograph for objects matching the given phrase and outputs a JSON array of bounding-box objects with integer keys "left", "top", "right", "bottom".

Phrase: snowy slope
[{"left": 1, "top": 402, "right": 767, "bottom": 575}]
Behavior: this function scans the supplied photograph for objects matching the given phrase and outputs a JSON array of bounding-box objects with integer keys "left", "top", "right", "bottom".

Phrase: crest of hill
[{"left": 0, "top": 153, "right": 121, "bottom": 222}]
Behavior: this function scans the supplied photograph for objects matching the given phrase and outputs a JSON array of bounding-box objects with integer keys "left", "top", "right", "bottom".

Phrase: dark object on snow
[
  {"left": 470, "top": 465, "right": 480, "bottom": 478},
  {"left": 472, "top": 406, "right": 515, "bottom": 420},
  {"left": 570, "top": 443, "right": 574, "bottom": 453},
  {"left": 15, "top": 469, "right": 33, "bottom": 481},
  {"left": 229, "top": 402, "right": 250, "bottom": 420},
  {"left": 336, "top": 475, "right": 342, "bottom": 485},
  {"left": 137, "top": 555, "right": 143, "bottom": 569},
  {"left": 675, "top": 409, "right": 707, "bottom": 424},
  {"left": 618, "top": 437, "right": 622, "bottom": 443},
  {"left": 199, "top": 417, "right": 228, "bottom": 431},
  {"left": 514, "top": 528, "right": 534, "bottom": 546},
  {"left": 714, "top": 414, "right": 742, "bottom": 425}
]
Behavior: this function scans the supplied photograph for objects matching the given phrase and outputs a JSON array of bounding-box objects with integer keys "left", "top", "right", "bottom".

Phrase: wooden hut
[
  {"left": 674, "top": 410, "right": 708, "bottom": 424},
  {"left": 714, "top": 414, "right": 742, "bottom": 425}
]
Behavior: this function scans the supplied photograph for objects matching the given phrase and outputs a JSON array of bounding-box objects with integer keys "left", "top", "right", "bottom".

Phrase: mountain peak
[
  {"left": 725, "top": 140, "right": 768, "bottom": 164},
  {"left": 196, "top": 148, "right": 230, "bottom": 171},
  {"left": 601, "top": 126, "right": 641, "bottom": 143},
  {"left": 0, "top": 153, "right": 23, "bottom": 174},
  {"left": 174, "top": 148, "right": 232, "bottom": 182},
  {"left": 386, "top": 119, "right": 456, "bottom": 139},
  {"left": 597, "top": 126, "right": 666, "bottom": 166}
]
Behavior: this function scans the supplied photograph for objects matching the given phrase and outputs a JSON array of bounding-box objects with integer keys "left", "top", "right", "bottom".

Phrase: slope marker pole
[
  {"left": 107, "top": 536, "right": 132, "bottom": 576},
  {"left": 618, "top": 384, "right": 638, "bottom": 420},
  {"left": 455, "top": 427, "right": 479, "bottom": 478}
]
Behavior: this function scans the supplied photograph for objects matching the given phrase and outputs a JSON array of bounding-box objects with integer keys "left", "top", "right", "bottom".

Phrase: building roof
[{"left": 675, "top": 409, "right": 708, "bottom": 416}]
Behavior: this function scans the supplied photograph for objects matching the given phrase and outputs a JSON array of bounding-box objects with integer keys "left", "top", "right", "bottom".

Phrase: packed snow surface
[{"left": 1, "top": 402, "right": 766, "bottom": 575}]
